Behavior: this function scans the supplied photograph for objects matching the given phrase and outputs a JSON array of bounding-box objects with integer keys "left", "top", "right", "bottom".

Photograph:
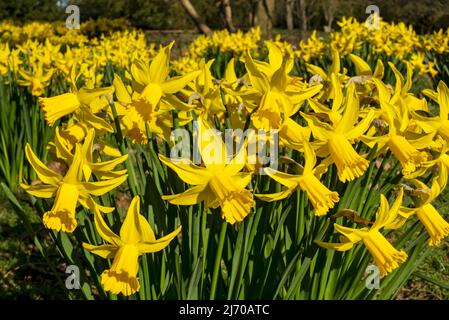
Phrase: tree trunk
[
  {"left": 221, "top": 0, "right": 236, "bottom": 32},
  {"left": 286, "top": 0, "right": 294, "bottom": 31},
  {"left": 249, "top": 0, "right": 259, "bottom": 27},
  {"left": 298, "top": 0, "right": 307, "bottom": 40},
  {"left": 256, "top": 0, "right": 275, "bottom": 37},
  {"left": 179, "top": 0, "right": 212, "bottom": 35},
  {"left": 322, "top": 0, "right": 336, "bottom": 32}
]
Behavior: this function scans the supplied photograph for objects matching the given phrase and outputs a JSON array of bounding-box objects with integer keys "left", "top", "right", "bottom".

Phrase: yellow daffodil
[
  {"left": 221, "top": 58, "right": 248, "bottom": 130},
  {"left": 316, "top": 189, "right": 407, "bottom": 277},
  {"left": 346, "top": 54, "right": 385, "bottom": 97},
  {"left": 362, "top": 90, "right": 432, "bottom": 176},
  {"left": 349, "top": 54, "right": 384, "bottom": 79},
  {"left": 172, "top": 27, "right": 260, "bottom": 74},
  {"left": 182, "top": 59, "right": 226, "bottom": 119},
  {"left": 159, "top": 118, "right": 253, "bottom": 224},
  {"left": 307, "top": 73, "right": 345, "bottom": 126},
  {"left": 414, "top": 81, "right": 449, "bottom": 143},
  {"left": 54, "top": 115, "right": 119, "bottom": 154},
  {"left": 387, "top": 167, "right": 449, "bottom": 246},
  {"left": 409, "top": 52, "right": 438, "bottom": 77},
  {"left": 21, "top": 144, "right": 127, "bottom": 232},
  {"left": 242, "top": 42, "right": 322, "bottom": 130},
  {"left": 408, "top": 139, "right": 449, "bottom": 179},
  {"left": 386, "top": 62, "right": 427, "bottom": 112},
  {"left": 303, "top": 83, "right": 375, "bottom": 182},
  {"left": 306, "top": 45, "right": 343, "bottom": 84},
  {"left": 0, "top": 43, "right": 12, "bottom": 75},
  {"left": 8, "top": 18, "right": 449, "bottom": 295},
  {"left": 113, "top": 43, "right": 200, "bottom": 142},
  {"left": 257, "top": 141, "right": 339, "bottom": 216},
  {"left": 38, "top": 65, "right": 114, "bottom": 127},
  {"left": 53, "top": 128, "right": 128, "bottom": 180},
  {"left": 17, "top": 61, "right": 54, "bottom": 96},
  {"left": 83, "top": 196, "right": 181, "bottom": 296},
  {"left": 295, "top": 31, "right": 325, "bottom": 62}
]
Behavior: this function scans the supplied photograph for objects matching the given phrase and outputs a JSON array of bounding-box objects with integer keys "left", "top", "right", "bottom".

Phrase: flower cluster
[
  {"left": 0, "top": 22, "right": 156, "bottom": 96},
  {"left": 295, "top": 17, "right": 443, "bottom": 77},
  {"left": 171, "top": 27, "right": 261, "bottom": 74},
  {"left": 17, "top": 36, "right": 449, "bottom": 297},
  {"left": 4, "top": 16, "right": 449, "bottom": 298}
]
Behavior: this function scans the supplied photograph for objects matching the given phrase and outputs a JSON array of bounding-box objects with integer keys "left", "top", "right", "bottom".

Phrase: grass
[
  {"left": 396, "top": 241, "right": 449, "bottom": 299},
  {"left": 396, "top": 191, "right": 449, "bottom": 299},
  {"left": 0, "top": 193, "right": 65, "bottom": 299}
]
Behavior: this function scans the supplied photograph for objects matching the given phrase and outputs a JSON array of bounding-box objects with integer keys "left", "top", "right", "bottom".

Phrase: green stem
[
  {"left": 108, "top": 97, "right": 139, "bottom": 196},
  {"left": 210, "top": 220, "right": 228, "bottom": 300}
]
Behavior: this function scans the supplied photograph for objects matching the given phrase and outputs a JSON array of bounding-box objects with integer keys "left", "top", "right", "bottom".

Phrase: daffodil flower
[
  {"left": 54, "top": 118, "right": 117, "bottom": 155},
  {"left": 17, "top": 61, "right": 53, "bottom": 96},
  {"left": 58, "top": 119, "right": 90, "bottom": 147},
  {"left": 305, "top": 45, "right": 352, "bottom": 103},
  {"left": 54, "top": 46, "right": 76, "bottom": 77},
  {"left": 53, "top": 127, "right": 128, "bottom": 180},
  {"left": 256, "top": 141, "right": 339, "bottom": 216},
  {"left": 348, "top": 53, "right": 384, "bottom": 79},
  {"left": 181, "top": 59, "right": 226, "bottom": 119},
  {"left": 376, "top": 62, "right": 427, "bottom": 111},
  {"left": 38, "top": 64, "right": 114, "bottom": 127},
  {"left": 413, "top": 81, "right": 449, "bottom": 143},
  {"left": 308, "top": 73, "right": 346, "bottom": 126},
  {"left": 402, "top": 137, "right": 449, "bottom": 179},
  {"left": 316, "top": 189, "right": 407, "bottom": 277},
  {"left": 33, "top": 39, "right": 60, "bottom": 67},
  {"left": 241, "top": 42, "right": 322, "bottom": 130},
  {"left": 387, "top": 167, "right": 449, "bottom": 246},
  {"left": 114, "top": 42, "right": 200, "bottom": 142},
  {"left": 305, "top": 45, "right": 343, "bottom": 83},
  {"left": 409, "top": 52, "right": 438, "bottom": 77},
  {"left": 362, "top": 87, "right": 432, "bottom": 176},
  {"left": 159, "top": 118, "right": 253, "bottom": 224},
  {"left": 83, "top": 196, "right": 181, "bottom": 296},
  {"left": 0, "top": 43, "right": 13, "bottom": 75},
  {"left": 220, "top": 58, "right": 249, "bottom": 130},
  {"left": 277, "top": 117, "right": 312, "bottom": 151},
  {"left": 295, "top": 31, "right": 325, "bottom": 62},
  {"left": 344, "top": 54, "right": 385, "bottom": 97},
  {"left": 21, "top": 144, "right": 127, "bottom": 232},
  {"left": 303, "top": 83, "right": 375, "bottom": 182}
]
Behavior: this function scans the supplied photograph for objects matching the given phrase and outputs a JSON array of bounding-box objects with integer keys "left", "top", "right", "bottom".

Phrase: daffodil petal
[
  {"left": 25, "top": 144, "right": 62, "bottom": 185},
  {"left": 314, "top": 240, "right": 354, "bottom": 251},
  {"left": 82, "top": 174, "right": 128, "bottom": 196},
  {"left": 137, "top": 226, "right": 181, "bottom": 254},
  {"left": 162, "top": 184, "right": 208, "bottom": 205},
  {"left": 21, "top": 183, "right": 57, "bottom": 198},
  {"left": 83, "top": 243, "right": 117, "bottom": 259},
  {"left": 159, "top": 154, "right": 211, "bottom": 185},
  {"left": 92, "top": 205, "right": 122, "bottom": 246}
]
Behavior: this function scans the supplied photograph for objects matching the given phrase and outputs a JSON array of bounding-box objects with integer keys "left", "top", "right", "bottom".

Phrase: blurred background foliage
[{"left": 0, "top": 0, "right": 449, "bottom": 35}]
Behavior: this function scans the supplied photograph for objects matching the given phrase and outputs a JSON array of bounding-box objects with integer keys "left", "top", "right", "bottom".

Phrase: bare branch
[
  {"left": 179, "top": 0, "right": 212, "bottom": 35},
  {"left": 221, "top": 0, "right": 236, "bottom": 32}
]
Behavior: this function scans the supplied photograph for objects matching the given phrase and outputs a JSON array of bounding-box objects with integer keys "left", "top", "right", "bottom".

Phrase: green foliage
[
  {"left": 0, "top": 0, "right": 64, "bottom": 21},
  {"left": 0, "top": 191, "right": 66, "bottom": 299},
  {"left": 1, "top": 1, "right": 448, "bottom": 33},
  {"left": 80, "top": 17, "right": 129, "bottom": 38}
]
